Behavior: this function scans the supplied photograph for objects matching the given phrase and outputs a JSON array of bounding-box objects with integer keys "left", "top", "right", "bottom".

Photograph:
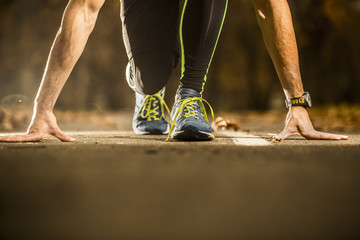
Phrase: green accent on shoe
[
  {"left": 166, "top": 97, "right": 214, "bottom": 141},
  {"left": 140, "top": 92, "right": 171, "bottom": 122}
]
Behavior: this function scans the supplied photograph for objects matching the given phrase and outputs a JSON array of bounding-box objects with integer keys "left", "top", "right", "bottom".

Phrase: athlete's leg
[
  {"left": 121, "top": 0, "right": 179, "bottom": 95},
  {"left": 120, "top": 0, "right": 180, "bottom": 134},
  {"left": 128, "top": 50, "right": 176, "bottom": 95},
  {"left": 180, "top": 0, "right": 228, "bottom": 95},
  {"left": 169, "top": 0, "right": 228, "bottom": 141}
]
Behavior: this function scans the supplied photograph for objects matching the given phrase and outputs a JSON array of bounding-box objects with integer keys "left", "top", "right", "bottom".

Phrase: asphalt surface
[{"left": 1, "top": 131, "right": 360, "bottom": 240}]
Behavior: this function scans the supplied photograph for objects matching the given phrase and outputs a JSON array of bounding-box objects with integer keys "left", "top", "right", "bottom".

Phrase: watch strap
[{"left": 285, "top": 92, "right": 311, "bottom": 109}]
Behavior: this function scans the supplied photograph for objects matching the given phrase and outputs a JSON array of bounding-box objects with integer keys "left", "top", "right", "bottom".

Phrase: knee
[
  {"left": 134, "top": 66, "right": 172, "bottom": 95},
  {"left": 130, "top": 51, "right": 176, "bottom": 95}
]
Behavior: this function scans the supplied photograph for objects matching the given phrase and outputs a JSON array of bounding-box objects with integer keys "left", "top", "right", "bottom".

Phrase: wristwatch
[{"left": 285, "top": 92, "right": 312, "bottom": 109}]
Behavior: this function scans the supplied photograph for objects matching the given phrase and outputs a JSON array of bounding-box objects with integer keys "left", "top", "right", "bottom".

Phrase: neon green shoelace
[
  {"left": 140, "top": 93, "right": 170, "bottom": 121},
  {"left": 166, "top": 97, "right": 214, "bottom": 141}
]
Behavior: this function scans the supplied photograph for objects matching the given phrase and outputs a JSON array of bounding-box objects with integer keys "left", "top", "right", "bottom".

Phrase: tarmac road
[{"left": 1, "top": 131, "right": 360, "bottom": 240}]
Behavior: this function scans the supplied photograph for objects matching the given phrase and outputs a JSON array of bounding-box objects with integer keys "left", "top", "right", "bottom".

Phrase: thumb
[
  {"left": 273, "top": 124, "right": 299, "bottom": 141},
  {"left": 53, "top": 131, "right": 76, "bottom": 142}
]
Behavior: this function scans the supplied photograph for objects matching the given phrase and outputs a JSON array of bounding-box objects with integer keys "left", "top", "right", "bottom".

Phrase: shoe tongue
[
  {"left": 176, "top": 88, "right": 201, "bottom": 100},
  {"left": 158, "top": 87, "right": 166, "bottom": 98}
]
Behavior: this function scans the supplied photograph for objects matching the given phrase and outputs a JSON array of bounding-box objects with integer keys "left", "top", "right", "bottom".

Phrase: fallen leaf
[{"left": 212, "top": 117, "right": 242, "bottom": 132}]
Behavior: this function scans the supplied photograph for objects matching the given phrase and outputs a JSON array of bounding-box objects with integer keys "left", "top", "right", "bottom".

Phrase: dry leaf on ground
[{"left": 212, "top": 117, "right": 242, "bottom": 132}]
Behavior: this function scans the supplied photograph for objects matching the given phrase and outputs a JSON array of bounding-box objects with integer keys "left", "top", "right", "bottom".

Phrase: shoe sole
[
  {"left": 133, "top": 123, "right": 169, "bottom": 135},
  {"left": 134, "top": 130, "right": 166, "bottom": 135},
  {"left": 172, "top": 126, "right": 214, "bottom": 141}
]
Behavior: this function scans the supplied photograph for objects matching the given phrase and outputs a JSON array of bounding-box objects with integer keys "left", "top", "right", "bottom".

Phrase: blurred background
[{"left": 1, "top": 0, "right": 360, "bottom": 131}]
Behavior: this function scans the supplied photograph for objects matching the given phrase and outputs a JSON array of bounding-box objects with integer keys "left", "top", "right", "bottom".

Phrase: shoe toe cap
[
  {"left": 178, "top": 119, "right": 212, "bottom": 133},
  {"left": 135, "top": 120, "right": 168, "bottom": 133}
]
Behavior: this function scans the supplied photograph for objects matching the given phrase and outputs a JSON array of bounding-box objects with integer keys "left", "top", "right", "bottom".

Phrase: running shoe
[
  {"left": 133, "top": 89, "right": 170, "bottom": 135},
  {"left": 168, "top": 88, "right": 214, "bottom": 141},
  {"left": 127, "top": 61, "right": 170, "bottom": 135}
]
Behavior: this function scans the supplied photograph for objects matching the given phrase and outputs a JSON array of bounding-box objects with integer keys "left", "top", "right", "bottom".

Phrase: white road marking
[
  {"left": 221, "top": 131, "right": 271, "bottom": 146},
  {"left": 1, "top": 131, "right": 271, "bottom": 146},
  {"left": 65, "top": 131, "right": 133, "bottom": 136},
  {"left": 0, "top": 131, "right": 132, "bottom": 137}
]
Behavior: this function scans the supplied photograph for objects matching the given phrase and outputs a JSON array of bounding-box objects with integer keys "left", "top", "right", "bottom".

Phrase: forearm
[
  {"left": 252, "top": 0, "right": 303, "bottom": 99},
  {"left": 34, "top": 1, "right": 100, "bottom": 114}
]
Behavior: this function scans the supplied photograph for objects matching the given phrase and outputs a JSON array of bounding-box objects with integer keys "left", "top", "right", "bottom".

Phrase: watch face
[{"left": 285, "top": 99, "right": 290, "bottom": 108}]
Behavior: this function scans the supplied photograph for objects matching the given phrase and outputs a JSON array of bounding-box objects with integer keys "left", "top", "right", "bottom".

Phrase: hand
[
  {"left": 0, "top": 111, "right": 76, "bottom": 143},
  {"left": 273, "top": 106, "right": 348, "bottom": 141}
]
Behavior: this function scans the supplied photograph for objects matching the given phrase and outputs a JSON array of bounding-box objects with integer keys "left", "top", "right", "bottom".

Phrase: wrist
[
  {"left": 34, "top": 100, "right": 54, "bottom": 114},
  {"left": 285, "top": 92, "right": 312, "bottom": 109},
  {"left": 32, "top": 106, "right": 53, "bottom": 120},
  {"left": 289, "top": 105, "right": 307, "bottom": 111},
  {"left": 284, "top": 89, "right": 304, "bottom": 99}
]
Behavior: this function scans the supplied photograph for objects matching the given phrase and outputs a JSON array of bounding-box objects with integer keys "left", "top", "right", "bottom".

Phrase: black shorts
[{"left": 120, "top": 0, "right": 180, "bottom": 60}]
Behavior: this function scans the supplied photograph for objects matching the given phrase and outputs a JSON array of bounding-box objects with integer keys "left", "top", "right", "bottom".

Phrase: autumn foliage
[{"left": 0, "top": 0, "right": 359, "bottom": 111}]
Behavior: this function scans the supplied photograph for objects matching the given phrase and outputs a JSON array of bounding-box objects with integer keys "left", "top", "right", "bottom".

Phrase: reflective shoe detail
[
  {"left": 167, "top": 88, "right": 214, "bottom": 141},
  {"left": 126, "top": 60, "right": 136, "bottom": 90},
  {"left": 133, "top": 89, "right": 170, "bottom": 135}
]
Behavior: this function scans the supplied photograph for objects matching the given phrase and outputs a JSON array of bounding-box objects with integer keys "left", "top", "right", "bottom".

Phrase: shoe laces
[
  {"left": 182, "top": 102, "right": 200, "bottom": 119},
  {"left": 140, "top": 93, "right": 170, "bottom": 121},
  {"left": 166, "top": 97, "right": 214, "bottom": 141}
]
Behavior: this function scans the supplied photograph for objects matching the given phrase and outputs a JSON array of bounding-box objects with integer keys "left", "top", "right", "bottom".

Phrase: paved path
[{"left": 1, "top": 131, "right": 360, "bottom": 239}]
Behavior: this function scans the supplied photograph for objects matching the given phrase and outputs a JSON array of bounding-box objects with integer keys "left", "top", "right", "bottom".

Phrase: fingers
[
  {"left": 303, "top": 130, "right": 348, "bottom": 141},
  {"left": 273, "top": 130, "right": 300, "bottom": 141},
  {"left": 273, "top": 131, "right": 291, "bottom": 141},
  {"left": 273, "top": 108, "right": 349, "bottom": 142},
  {"left": 0, "top": 134, "right": 44, "bottom": 142},
  {"left": 273, "top": 129, "right": 349, "bottom": 142},
  {"left": 53, "top": 131, "right": 76, "bottom": 142},
  {"left": 272, "top": 122, "right": 299, "bottom": 141},
  {"left": 340, "top": 135, "right": 349, "bottom": 140},
  {"left": 0, "top": 131, "right": 76, "bottom": 143}
]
